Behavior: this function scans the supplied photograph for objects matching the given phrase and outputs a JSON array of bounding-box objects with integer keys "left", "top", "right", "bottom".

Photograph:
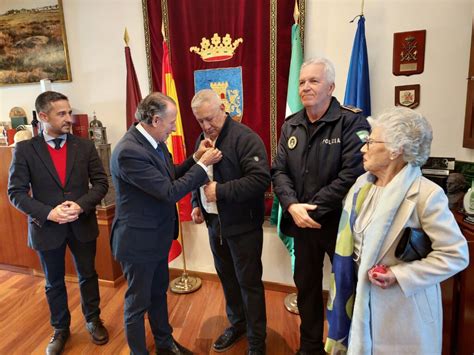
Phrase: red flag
[
  {"left": 162, "top": 39, "right": 192, "bottom": 262},
  {"left": 125, "top": 45, "right": 142, "bottom": 129},
  {"left": 168, "top": 240, "right": 182, "bottom": 263}
]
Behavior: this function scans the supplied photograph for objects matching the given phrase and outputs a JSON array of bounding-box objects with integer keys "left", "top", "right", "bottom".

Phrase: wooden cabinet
[
  {"left": 0, "top": 146, "right": 122, "bottom": 287},
  {"left": 452, "top": 213, "right": 474, "bottom": 355},
  {"left": 442, "top": 212, "right": 474, "bottom": 354},
  {"left": 0, "top": 147, "right": 41, "bottom": 271}
]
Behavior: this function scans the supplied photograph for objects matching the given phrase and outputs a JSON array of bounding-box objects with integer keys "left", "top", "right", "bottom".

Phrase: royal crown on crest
[{"left": 190, "top": 33, "right": 243, "bottom": 62}]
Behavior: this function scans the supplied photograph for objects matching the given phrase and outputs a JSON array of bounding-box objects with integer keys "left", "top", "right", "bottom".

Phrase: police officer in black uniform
[{"left": 271, "top": 57, "right": 370, "bottom": 355}]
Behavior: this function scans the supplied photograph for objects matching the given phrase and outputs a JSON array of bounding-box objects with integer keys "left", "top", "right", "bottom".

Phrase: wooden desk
[{"left": 0, "top": 146, "right": 122, "bottom": 287}]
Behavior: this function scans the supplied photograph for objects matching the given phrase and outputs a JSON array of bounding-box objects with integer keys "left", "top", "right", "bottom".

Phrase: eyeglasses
[{"left": 363, "top": 137, "right": 388, "bottom": 150}]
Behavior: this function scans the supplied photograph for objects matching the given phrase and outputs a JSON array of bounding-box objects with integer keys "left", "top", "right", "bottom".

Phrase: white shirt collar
[
  {"left": 42, "top": 131, "right": 67, "bottom": 148},
  {"left": 136, "top": 123, "right": 158, "bottom": 149}
]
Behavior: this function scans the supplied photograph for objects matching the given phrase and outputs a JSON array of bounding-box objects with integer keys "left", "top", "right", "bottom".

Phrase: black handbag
[{"left": 395, "top": 227, "right": 432, "bottom": 262}]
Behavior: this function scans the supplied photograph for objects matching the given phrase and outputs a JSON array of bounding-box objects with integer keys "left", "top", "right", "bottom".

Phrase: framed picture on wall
[{"left": 0, "top": 0, "right": 72, "bottom": 86}]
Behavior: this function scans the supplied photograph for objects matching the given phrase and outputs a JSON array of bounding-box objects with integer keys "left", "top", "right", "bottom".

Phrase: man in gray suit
[
  {"left": 110, "top": 92, "right": 222, "bottom": 355},
  {"left": 8, "top": 91, "right": 109, "bottom": 355}
]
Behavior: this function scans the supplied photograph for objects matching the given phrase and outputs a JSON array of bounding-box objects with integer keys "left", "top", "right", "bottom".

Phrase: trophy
[
  {"left": 88, "top": 112, "right": 107, "bottom": 145},
  {"left": 88, "top": 112, "right": 115, "bottom": 207}
]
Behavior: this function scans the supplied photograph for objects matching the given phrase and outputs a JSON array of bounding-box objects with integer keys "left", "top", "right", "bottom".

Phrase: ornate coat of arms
[{"left": 194, "top": 67, "right": 243, "bottom": 121}]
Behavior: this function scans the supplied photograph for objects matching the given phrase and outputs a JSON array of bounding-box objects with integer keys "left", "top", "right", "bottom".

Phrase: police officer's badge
[{"left": 288, "top": 136, "right": 297, "bottom": 149}]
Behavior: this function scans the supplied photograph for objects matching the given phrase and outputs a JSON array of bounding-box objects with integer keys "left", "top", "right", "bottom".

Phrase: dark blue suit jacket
[
  {"left": 8, "top": 133, "right": 108, "bottom": 251},
  {"left": 110, "top": 124, "right": 208, "bottom": 263}
]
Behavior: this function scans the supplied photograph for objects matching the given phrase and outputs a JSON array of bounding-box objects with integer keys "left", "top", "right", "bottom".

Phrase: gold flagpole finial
[
  {"left": 293, "top": 0, "right": 300, "bottom": 24},
  {"left": 124, "top": 27, "right": 129, "bottom": 46}
]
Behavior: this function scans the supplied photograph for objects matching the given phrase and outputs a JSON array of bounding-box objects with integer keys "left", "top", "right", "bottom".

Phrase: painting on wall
[{"left": 0, "top": 0, "right": 71, "bottom": 86}]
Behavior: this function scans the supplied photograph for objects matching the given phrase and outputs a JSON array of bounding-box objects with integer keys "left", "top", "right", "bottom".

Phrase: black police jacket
[{"left": 271, "top": 97, "right": 370, "bottom": 238}]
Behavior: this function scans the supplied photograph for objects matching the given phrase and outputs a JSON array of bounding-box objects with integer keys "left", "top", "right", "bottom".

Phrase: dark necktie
[
  {"left": 52, "top": 138, "right": 63, "bottom": 150},
  {"left": 155, "top": 144, "right": 166, "bottom": 162}
]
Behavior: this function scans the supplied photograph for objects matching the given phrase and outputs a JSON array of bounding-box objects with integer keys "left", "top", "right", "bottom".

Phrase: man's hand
[
  {"left": 47, "top": 203, "right": 80, "bottom": 224},
  {"left": 195, "top": 138, "right": 214, "bottom": 160},
  {"left": 199, "top": 148, "right": 222, "bottom": 166},
  {"left": 203, "top": 181, "right": 217, "bottom": 202},
  {"left": 61, "top": 201, "right": 83, "bottom": 216},
  {"left": 287, "top": 203, "right": 321, "bottom": 229},
  {"left": 191, "top": 207, "right": 204, "bottom": 224}
]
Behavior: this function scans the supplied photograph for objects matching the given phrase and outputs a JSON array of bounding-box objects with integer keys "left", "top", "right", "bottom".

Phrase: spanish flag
[{"left": 162, "top": 39, "right": 192, "bottom": 261}]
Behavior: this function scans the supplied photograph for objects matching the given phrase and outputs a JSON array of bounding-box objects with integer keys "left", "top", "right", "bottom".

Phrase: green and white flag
[
  {"left": 271, "top": 23, "right": 303, "bottom": 271},
  {"left": 285, "top": 24, "right": 303, "bottom": 117}
]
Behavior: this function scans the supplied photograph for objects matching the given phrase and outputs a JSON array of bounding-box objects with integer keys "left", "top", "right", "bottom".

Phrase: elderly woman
[{"left": 325, "top": 107, "right": 469, "bottom": 355}]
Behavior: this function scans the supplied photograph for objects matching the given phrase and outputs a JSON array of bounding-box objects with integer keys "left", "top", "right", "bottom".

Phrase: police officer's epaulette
[{"left": 341, "top": 105, "right": 362, "bottom": 113}]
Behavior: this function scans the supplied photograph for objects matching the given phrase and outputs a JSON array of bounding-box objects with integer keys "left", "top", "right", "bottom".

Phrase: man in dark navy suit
[
  {"left": 110, "top": 92, "right": 222, "bottom": 355},
  {"left": 8, "top": 91, "right": 109, "bottom": 355}
]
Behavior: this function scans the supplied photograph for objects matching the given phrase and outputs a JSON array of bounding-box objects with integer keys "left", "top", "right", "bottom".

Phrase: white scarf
[{"left": 348, "top": 164, "right": 421, "bottom": 355}]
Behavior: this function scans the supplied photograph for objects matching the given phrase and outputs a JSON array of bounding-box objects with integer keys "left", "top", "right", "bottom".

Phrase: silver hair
[
  {"left": 371, "top": 107, "right": 433, "bottom": 167},
  {"left": 135, "top": 92, "right": 175, "bottom": 125},
  {"left": 191, "top": 89, "right": 221, "bottom": 111},
  {"left": 301, "top": 57, "right": 336, "bottom": 84}
]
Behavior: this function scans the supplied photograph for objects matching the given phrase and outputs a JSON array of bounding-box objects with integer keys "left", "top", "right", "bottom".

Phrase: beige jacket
[{"left": 349, "top": 173, "right": 469, "bottom": 355}]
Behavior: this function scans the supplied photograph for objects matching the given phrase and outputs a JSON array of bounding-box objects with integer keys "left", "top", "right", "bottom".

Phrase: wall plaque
[
  {"left": 393, "top": 30, "right": 426, "bottom": 76},
  {"left": 395, "top": 84, "right": 420, "bottom": 108}
]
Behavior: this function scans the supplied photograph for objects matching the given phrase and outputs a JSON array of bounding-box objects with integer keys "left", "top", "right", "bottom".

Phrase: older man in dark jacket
[{"left": 191, "top": 89, "right": 270, "bottom": 355}]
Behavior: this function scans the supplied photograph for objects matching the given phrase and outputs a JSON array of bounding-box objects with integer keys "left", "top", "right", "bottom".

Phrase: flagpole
[
  {"left": 169, "top": 220, "right": 202, "bottom": 294},
  {"left": 160, "top": 23, "right": 202, "bottom": 294},
  {"left": 282, "top": 0, "right": 301, "bottom": 315}
]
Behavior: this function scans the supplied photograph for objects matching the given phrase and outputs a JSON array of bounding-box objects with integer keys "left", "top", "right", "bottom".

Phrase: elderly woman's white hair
[{"left": 370, "top": 107, "right": 433, "bottom": 167}]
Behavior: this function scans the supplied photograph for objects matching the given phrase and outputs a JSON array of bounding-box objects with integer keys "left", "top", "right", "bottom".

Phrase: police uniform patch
[
  {"left": 341, "top": 105, "right": 363, "bottom": 113},
  {"left": 356, "top": 130, "right": 369, "bottom": 142},
  {"left": 288, "top": 136, "right": 297, "bottom": 149}
]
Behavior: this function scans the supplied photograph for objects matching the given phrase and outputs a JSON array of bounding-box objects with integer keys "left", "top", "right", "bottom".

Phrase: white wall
[
  {"left": 306, "top": 0, "right": 474, "bottom": 161},
  {"left": 0, "top": 0, "right": 472, "bottom": 288},
  {"left": 171, "top": 221, "right": 295, "bottom": 286}
]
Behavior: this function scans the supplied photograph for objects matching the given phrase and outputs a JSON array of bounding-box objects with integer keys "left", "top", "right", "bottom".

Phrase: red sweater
[{"left": 47, "top": 143, "right": 67, "bottom": 186}]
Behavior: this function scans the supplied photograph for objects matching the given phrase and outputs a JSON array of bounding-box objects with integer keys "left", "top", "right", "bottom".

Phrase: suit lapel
[
  {"left": 32, "top": 136, "right": 63, "bottom": 188},
  {"left": 64, "top": 134, "right": 78, "bottom": 187},
  {"left": 376, "top": 178, "right": 421, "bottom": 262},
  {"left": 130, "top": 126, "right": 173, "bottom": 178}
]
